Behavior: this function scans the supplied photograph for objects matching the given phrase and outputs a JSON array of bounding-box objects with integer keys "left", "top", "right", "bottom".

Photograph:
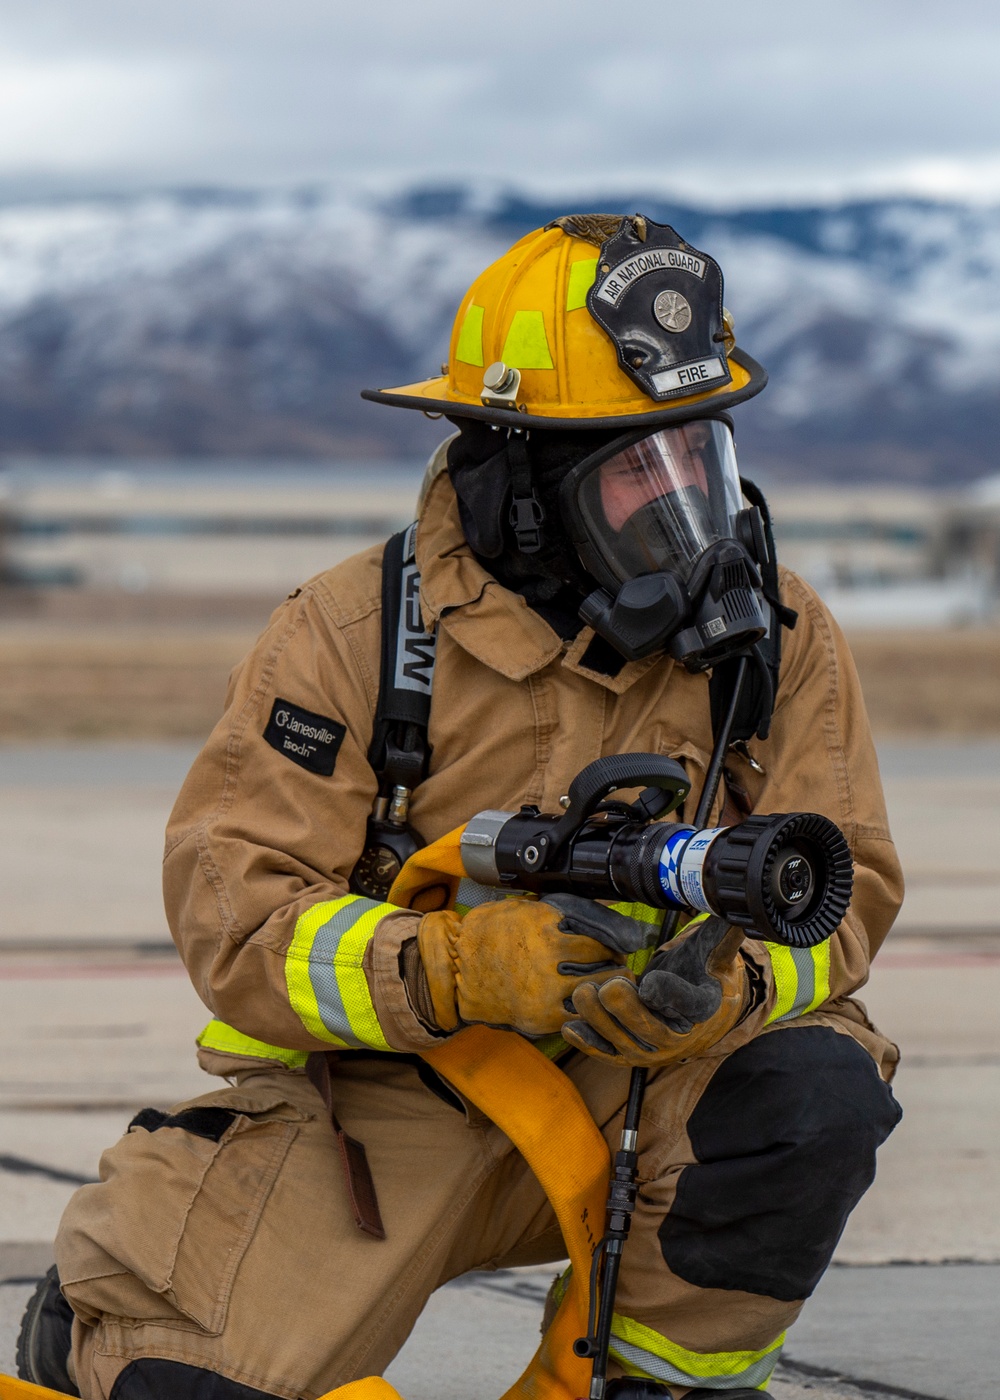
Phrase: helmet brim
[{"left": 361, "top": 348, "right": 767, "bottom": 432}]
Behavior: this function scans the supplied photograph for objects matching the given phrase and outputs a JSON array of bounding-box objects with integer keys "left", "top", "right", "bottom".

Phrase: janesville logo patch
[{"left": 264, "top": 698, "right": 346, "bottom": 776}]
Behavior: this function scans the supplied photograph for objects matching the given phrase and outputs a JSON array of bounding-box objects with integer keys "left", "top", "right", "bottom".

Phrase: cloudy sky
[{"left": 1, "top": 0, "right": 1000, "bottom": 203}]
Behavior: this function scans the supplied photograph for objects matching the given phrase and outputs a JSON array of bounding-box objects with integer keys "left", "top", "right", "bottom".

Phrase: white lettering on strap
[{"left": 394, "top": 558, "right": 437, "bottom": 694}]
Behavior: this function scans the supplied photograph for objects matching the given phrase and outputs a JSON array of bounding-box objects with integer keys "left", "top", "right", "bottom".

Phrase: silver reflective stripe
[
  {"left": 308, "top": 902, "right": 376, "bottom": 1047},
  {"left": 455, "top": 877, "right": 503, "bottom": 910},
  {"left": 610, "top": 1336, "right": 781, "bottom": 1391},
  {"left": 454, "top": 876, "right": 528, "bottom": 912}
]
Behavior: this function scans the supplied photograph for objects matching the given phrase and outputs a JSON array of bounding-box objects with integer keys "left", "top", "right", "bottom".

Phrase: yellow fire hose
[{"left": 0, "top": 827, "right": 611, "bottom": 1400}]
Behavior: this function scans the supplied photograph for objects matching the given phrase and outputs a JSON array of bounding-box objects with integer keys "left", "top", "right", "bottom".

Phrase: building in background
[
  {"left": 0, "top": 461, "right": 997, "bottom": 629},
  {"left": 0, "top": 462, "right": 422, "bottom": 598},
  {"left": 768, "top": 480, "right": 999, "bottom": 627}
]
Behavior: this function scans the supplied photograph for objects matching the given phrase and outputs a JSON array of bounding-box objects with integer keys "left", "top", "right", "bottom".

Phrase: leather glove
[
  {"left": 562, "top": 915, "right": 748, "bottom": 1066},
  {"left": 416, "top": 894, "right": 652, "bottom": 1037}
]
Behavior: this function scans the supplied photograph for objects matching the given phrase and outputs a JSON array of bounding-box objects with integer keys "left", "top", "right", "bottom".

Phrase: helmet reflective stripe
[
  {"left": 500, "top": 309, "right": 554, "bottom": 370},
  {"left": 455, "top": 304, "right": 485, "bottom": 366},
  {"left": 610, "top": 1311, "right": 784, "bottom": 1390},
  {"left": 286, "top": 895, "right": 398, "bottom": 1050},
  {"left": 196, "top": 1019, "right": 309, "bottom": 1068},
  {"left": 566, "top": 258, "right": 598, "bottom": 312},
  {"left": 766, "top": 940, "right": 833, "bottom": 1023}
]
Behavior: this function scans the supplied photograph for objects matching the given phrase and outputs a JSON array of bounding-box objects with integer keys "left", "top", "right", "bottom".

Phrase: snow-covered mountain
[{"left": 0, "top": 182, "right": 998, "bottom": 482}]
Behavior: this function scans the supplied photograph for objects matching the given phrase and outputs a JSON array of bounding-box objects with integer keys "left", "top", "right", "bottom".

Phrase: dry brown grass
[
  {"left": 846, "top": 628, "right": 1000, "bottom": 736},
  {"left": 0, "top": 627, "right": 257, "bottom": 740},
  {"left": 0, "top": 613, "right": 996, "bottom": 741}
]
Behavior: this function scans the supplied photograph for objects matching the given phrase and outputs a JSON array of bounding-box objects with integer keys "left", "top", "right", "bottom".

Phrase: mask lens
[{"left": 573, "top": 420, "right": 743, "bottom": 585}]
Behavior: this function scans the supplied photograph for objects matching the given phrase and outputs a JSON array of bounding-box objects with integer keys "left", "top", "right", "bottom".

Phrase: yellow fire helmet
[{"left": 362, "top": 213, "right": 767, "bottom": 431}]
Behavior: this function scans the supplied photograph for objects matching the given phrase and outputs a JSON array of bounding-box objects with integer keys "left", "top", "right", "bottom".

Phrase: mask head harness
[{"left": 506, "top": 429, "right": 545, "bottom": 554}]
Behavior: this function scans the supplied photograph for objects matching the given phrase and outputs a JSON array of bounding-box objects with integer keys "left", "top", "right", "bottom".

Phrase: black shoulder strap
[
  {"left": 709, "top": 478, "right": 797, "bottom": 744},
  {"left": 367, "top": 524, "right": 437, "bottom": 793}
]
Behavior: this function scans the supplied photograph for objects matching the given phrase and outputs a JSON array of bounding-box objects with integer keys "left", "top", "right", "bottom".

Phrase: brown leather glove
[
  {"left": 562, "top": 915, "right": 749, "bottom": 1066},
  {"left": 416, "top": 894, "right": 651, "bottom": 1037}
]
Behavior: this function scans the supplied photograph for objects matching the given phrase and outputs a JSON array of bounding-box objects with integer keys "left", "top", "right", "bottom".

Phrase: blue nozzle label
[
  {"left": 679, "top": 827, "right": 724, "bottom": 912},
  {"left": 658, "top": 826, "right": 697, "bottom": 907},
  {"left": 658, "top": 825, "right": 724, "bottom": 913}
]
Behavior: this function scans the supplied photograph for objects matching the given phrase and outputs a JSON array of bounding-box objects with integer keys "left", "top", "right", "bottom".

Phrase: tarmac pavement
[
  {"left": 4, "top": 1264, "right": 993, "bottom": 1400},
  {"left": 0, "top": 739, "right": 998, "bottom": 1397}
]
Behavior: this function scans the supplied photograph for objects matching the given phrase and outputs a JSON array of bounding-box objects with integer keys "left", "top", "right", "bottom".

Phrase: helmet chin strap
[
  {"left": 446, "top": 418, "right": 627, "bottom": 614},
  {"left": 505, "top": 429, "right": 546, "bottom": 554}
]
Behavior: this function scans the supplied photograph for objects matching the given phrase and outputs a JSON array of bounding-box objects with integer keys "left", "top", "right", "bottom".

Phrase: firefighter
[{"left": 26, "top": 214, "right": 902, "bottom": 1400}]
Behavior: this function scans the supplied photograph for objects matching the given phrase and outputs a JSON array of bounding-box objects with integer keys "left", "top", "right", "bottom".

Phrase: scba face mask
[{"left": 560, "top": 418, "right": 771, "bottom": 669}]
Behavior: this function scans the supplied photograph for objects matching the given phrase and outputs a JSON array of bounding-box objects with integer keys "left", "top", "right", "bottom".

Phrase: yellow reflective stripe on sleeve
[
  {"left": 610, "top": 1312, "right": 784, "bottom": 1390},
  {"left": 627, "top": 946, "right": 655, "bottom": 976},
  {"left": 765, "top": 939, "right": 832, "bottom": 1024},
  {"left": 623, "top": 909, "right": 711, "bottom": 971},
  {"left": 285, "top": 895, "right": 397, "bottom": 1050},
  {"left": 610, "top": 901, "right": 663, "bottom": 928},
  {"left": 196, "top": 1019, "right": 309, "bottom": 1068},
  {"left": 766, "top": 943, "right": 798, "bottom": 1022},
  {"left": 532, "top": 1032, "right": 570, "bottom": 1060},
  {"left": 610, "top": 901, "right": 664, "bottom": 975},
  {"left": 333, "top": 899, "right": 396, "bottom": 1050}
]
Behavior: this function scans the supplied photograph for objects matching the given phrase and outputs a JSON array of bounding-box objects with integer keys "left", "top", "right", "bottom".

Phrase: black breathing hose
[{"left": 581, "top": 654, "right": 751, "bottom": 1400}]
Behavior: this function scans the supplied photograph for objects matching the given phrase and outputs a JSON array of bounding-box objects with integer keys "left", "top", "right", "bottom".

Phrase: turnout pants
[{"left": 55, "top": 1021, "right": 900, "bottom": 1400}]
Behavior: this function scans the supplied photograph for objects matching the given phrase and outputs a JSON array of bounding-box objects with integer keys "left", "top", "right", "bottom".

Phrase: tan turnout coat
[{"left": 163, "top": 467, "right": 903, "bottom": 1076}]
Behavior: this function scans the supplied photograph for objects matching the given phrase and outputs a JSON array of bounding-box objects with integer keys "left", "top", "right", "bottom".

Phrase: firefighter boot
[{"left": 16, "top": 1266, "right": 79, "bottom": 1396}]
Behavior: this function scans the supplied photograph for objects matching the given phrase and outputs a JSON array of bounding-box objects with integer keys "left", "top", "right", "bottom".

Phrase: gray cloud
[{"left": 0, "top": 0, "right": 999, "bottom": 198}]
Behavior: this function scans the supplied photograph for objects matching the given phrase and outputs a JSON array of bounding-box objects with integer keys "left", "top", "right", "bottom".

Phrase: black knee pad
[
  {"left": 606, "top": 1381, "right": 769, "bottom": 1400},
  {"left": 659, "top": 1025, "right": 901, "bottom": 1301},
  {"left": 605, "top": 1382, "right": 670, "bottom": 1400},
  {"left": 110, "top": 1358, "right": 284, "bottom": 1399}
]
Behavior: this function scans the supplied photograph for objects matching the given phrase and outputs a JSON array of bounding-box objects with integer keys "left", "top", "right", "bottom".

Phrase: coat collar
[{"left": 414, "top": 469, "right": 674, "bottom": 693}]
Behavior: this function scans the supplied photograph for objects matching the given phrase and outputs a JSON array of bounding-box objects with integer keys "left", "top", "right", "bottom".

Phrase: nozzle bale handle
[{"left": 554, "top": 754, "right": 690, "bottom": 834}]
